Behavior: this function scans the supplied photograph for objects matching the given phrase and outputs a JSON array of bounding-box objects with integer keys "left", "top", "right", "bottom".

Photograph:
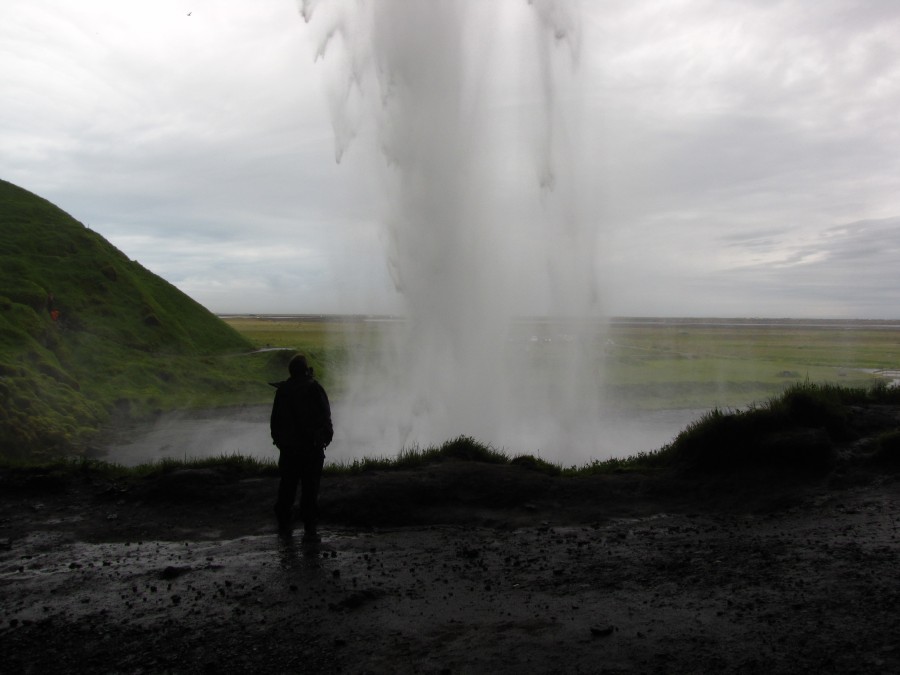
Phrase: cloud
[{"left": 2, "top": 0, "right": 900, "bottom": 318}]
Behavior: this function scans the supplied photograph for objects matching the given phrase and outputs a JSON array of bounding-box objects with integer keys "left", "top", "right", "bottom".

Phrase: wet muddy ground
[{"left": 2, "top": 448, "right": 900, "bottom": 673}]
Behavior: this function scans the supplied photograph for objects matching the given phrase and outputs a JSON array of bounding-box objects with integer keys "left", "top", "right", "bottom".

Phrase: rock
[
  {"left": 160, "top": 566, "right": 191, "bottom": 580},
  {"left": 590, "top": 625, "right": 615, "bottom": 637}
]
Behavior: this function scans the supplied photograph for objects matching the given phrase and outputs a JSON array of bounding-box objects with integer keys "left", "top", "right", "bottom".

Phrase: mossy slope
[{"left": 0, "top": 178, "right": 260, "bottom": 458}]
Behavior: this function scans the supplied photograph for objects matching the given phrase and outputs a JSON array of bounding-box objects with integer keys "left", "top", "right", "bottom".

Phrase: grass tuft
[
  {"left": 0, "top": 452, "right": 278, "bottom": 485},
  {"left": 572, "top": 450, "right": 660, "bottom": 476},
  {"left": 325, "top": 435, "right": 509, "bottom": 475},
  {"left": 128, "top": 452, "right": 278, "bottom": 478},
  {"left": 652, "top": 381, "right": 900, "bottom": 473},
  {"left": 510, "top": 454, "right": 563, "bottom": 476}
]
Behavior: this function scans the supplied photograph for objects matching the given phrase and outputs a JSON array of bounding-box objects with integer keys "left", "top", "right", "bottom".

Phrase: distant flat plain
[{"left": 223, "top": 315, "right": 900, "bottom": 411}]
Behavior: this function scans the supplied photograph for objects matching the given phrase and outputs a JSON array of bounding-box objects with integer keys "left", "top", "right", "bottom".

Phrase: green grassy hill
[{"left": 0, "top": 179, "right": 283, "bottom": 459}]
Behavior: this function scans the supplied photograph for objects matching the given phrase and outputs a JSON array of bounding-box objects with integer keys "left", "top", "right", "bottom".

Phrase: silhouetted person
[{"left": 270, "top": 354, "right": 333, "bottom": 542}]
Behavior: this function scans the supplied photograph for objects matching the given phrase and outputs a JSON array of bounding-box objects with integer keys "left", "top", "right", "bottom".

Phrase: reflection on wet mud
[{"left": 277, "top": 534, "right": 330, "bottom": 572}]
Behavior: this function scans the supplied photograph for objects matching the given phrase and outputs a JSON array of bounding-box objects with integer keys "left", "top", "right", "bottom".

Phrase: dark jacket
[{"left": 270, "top": 374, "right": 333, "bottom": 451}]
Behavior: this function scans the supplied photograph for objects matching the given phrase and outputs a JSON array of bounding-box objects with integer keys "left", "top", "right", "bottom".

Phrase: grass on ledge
[
  {"left": 325, "top": 435, "right": 512, "bottom": 474},
  {"left": 650, "top": 380, "right": 900, "bottom": 473}
]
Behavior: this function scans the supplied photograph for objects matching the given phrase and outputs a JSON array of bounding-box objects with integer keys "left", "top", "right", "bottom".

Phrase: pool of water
[{"left": 99, "top": 404, "right": 707, "bottom": 468}]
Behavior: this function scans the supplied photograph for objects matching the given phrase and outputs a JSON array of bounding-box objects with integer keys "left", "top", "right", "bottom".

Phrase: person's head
[{"left": 288, "top": 354, "right": 311, "bottom": 378}]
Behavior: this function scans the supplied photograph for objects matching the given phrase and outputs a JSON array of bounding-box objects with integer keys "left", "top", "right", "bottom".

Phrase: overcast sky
[{"left": 3, "top": 0, "right": 900, "bottom": 319}]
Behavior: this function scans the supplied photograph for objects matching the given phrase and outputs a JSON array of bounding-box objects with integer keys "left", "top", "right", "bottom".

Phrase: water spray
[{"left": 302, "top": 0, "right": 605, "bottom": 464}]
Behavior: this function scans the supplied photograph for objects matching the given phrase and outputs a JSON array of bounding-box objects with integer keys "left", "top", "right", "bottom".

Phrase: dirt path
[{"left": 2, "top": 460, "right": 899, "bottom": 674}]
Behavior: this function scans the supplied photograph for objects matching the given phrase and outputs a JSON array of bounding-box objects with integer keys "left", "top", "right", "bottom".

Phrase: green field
[
  {"left": 224, "top": 315, "right": 900, "bottom": 412},
  {"left": 603, "top": 318, "right": 899, "bottom": 410},
  {"left": 220, "top": 315, "right": 381, "bottom": 395}
]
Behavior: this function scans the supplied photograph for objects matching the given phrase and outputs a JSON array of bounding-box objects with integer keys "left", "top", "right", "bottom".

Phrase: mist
[{"left": 294, "top": 0, "right": 619, "bottom": 465}]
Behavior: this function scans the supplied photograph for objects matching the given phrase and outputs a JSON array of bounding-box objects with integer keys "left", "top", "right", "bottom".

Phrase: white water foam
[{"left": 302, "top": 1, "right": 608, "bottom": 465}]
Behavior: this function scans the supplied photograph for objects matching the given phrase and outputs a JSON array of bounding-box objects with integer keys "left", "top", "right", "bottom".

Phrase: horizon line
[{"left": 217, "top": 313, "right": 900, "bottom": 326}]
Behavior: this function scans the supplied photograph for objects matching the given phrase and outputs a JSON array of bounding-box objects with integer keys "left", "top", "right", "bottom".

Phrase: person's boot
[{"left": 274, "top": 504, "right": 292, "bottom": 536}]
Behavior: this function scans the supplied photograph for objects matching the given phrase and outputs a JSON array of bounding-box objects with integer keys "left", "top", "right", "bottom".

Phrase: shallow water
[
  {"left": 100, "top": 403, "right": 706, "bottom": 467},
  {"left": 101, "top": 407, "right": 274, "bottom": 467}
]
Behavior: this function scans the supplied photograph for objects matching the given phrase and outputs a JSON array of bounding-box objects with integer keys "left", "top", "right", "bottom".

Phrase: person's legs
[
  {"left": 275, "top": 450, "right": 301, "bottom": 534},
  {"left": 298, "top": 450, "right": 325, "bottom": 540}
]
